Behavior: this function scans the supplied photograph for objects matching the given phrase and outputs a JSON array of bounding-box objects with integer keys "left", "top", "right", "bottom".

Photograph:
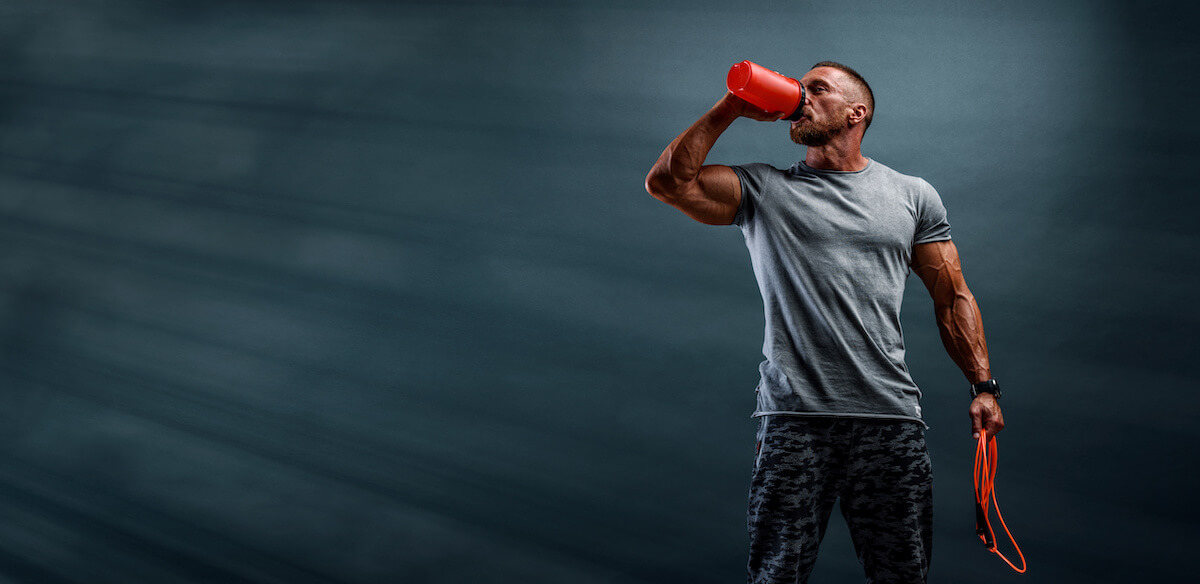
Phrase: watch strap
[{"left": 971, "top": 379, "right": 1001, "bottom": 399}]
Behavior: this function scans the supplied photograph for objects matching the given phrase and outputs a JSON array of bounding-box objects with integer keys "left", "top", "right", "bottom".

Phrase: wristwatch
[{"left": 970, "top": 379, "right": 1001, "bottom": 399}]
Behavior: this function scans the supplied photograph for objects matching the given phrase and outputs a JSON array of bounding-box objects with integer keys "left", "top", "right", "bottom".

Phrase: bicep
[
  {"left": 911, "top": 240, "right": 967, "bottom": 304},
  {"left": 669, "top": 164, "right": 743, "bottom": 225}
]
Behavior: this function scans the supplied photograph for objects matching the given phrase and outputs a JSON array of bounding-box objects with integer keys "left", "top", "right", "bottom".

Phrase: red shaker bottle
[{"left": 726, "top": 60, "right": 806, "bottom": 121}]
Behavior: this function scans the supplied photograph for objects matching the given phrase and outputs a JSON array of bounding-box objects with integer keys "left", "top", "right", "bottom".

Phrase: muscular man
[{"left": 644, "top": 61, "right": 1005, "bottom": 583}]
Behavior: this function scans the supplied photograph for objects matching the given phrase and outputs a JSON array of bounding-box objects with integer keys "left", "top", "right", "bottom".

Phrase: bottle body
[{"left": 726, "top": 60, "right": 805, "bottom": 121}]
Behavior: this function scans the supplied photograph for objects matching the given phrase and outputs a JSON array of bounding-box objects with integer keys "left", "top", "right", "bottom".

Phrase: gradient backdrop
[{"left": 0, "top": 0, "right": 1196, "bottom": 582}]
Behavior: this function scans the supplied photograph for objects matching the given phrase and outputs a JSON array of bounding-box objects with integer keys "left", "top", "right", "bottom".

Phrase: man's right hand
[{"left": 720, "top": 92, "right": 786, "bottom": 122}]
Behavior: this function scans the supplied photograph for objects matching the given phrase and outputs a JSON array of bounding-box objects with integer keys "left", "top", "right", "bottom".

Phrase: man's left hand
[{"left": 969, "top": 393, "right": 1004, "bottom": 439}]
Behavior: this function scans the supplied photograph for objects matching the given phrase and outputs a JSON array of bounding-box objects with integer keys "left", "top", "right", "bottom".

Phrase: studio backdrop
[{"left": 0, "top": 1, "right": 1195, "bottom": 583}]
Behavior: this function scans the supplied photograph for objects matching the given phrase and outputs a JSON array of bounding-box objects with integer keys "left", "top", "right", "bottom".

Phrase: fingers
[
  {"left": 984, "top": 397, "right": 1005, "bottom": 437},
  {"left": 723, "top": 93, "right": 784, "bottom": 121},
  {"left": 758, "top": 106, "right": 786, "bottom": 119},
  {"left": 745, "top": 107, "right": 782, "bottom": 121},
  {"left": 970, "top": 398, "right": 1006, "bottom": 439},
  {"left": 986, "top": 409, "right": 1005, "bottom": 436}
]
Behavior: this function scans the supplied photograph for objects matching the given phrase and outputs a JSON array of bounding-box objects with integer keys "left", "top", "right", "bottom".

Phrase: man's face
[{"left": 790, "top": 67, "right": 852, "bottom": 147}]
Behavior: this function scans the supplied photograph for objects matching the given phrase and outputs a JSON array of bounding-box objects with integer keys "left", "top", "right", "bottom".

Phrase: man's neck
[{"left": 803, "top": 137, "right": 869, "bottom": 172}]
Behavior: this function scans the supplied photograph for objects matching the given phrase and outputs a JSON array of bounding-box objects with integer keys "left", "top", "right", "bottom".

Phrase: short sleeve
[
  {"left": 913, "top": 179, "right": 952, "bottom": 244},
  {"left": 730, "top": 163, "right": 771, "bottom": 228}
]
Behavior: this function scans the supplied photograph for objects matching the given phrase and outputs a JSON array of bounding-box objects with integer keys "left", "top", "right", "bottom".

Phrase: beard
[{"left": 789, "top": 115, "right": 844, "bottom": 146}]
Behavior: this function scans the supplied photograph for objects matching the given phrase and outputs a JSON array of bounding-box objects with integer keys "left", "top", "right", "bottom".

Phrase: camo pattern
[{"left": 747, "top": 416, "right": 933, "bottom": 584}]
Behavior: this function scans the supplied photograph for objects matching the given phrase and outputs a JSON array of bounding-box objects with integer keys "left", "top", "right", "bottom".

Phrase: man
[{"left": 644, "top": 61, "right": 1005, "bottom": 583}]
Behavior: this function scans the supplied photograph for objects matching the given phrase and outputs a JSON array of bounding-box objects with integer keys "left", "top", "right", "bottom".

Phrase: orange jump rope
[{"left": 973, "top": 429, "right": 1027, "bottom": 573}]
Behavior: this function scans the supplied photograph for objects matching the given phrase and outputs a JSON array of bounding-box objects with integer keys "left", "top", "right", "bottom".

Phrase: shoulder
[
  {"left": 870, "top": 160, "right": 942, "bottom": 200},
  {"left": 730, "top": 162, "right": 790, "bottom": 196},
  {"left": 870, "top": 160, "right": 931, "bottom": 189},
  {"left": 731, "top": 162, "right": 785, "bottom": 178}
]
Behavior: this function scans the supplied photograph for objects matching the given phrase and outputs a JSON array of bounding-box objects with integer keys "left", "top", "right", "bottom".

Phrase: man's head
[{"left": 789, "top": 61, "right": 875, "bottom": 147}]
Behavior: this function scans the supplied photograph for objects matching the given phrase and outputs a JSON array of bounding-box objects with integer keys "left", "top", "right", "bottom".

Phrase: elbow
[
  {"left": 644, "top": 168, "right": 677, "bottom": 202},
  {"left": 643, "top": 172, "right": 660, "bottom": 197}
]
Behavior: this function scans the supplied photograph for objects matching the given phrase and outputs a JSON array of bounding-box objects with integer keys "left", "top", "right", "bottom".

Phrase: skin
[
  {"left": 789, "top": 67, "right": 870, "bottom": 171},
  {"left": 645, "top": 67, "right": 1004, "bottom": 439},
  {"left": 911, "top": 239, "right": 1004, "bottom": 439}
]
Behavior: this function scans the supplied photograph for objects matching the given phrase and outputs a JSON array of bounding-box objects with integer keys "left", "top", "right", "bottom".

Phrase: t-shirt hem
[{"left": 751, "top": 410, "right": 929, "bottom": 429}]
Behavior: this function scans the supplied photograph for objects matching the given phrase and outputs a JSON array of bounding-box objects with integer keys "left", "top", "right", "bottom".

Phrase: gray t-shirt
[{"left": 730, "top": 159, "right": 952, "bottom": 425}]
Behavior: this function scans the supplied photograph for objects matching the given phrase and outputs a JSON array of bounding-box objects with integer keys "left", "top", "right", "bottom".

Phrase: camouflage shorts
[{"left": 747, "top": 416, "right": 934, "bottom": 584}]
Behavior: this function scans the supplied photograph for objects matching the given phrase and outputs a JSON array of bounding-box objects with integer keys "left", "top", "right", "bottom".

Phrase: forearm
[
  {"left": 913, "top": 240, "right": 1004, "bottom": 435},
  {"left": 646, "top": 96, "right": 739, "bottom": 197},
  {"left": 934, "top": 290, "right": 991, "bottom": 384}
]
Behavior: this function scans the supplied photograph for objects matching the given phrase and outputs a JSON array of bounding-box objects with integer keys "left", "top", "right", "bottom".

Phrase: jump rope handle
[
  {"left": 973, "top": 429, "right": 1027, "bottom": 573},
  {"left": 974, "top": 498, "right": 994, "bottom": 549}
]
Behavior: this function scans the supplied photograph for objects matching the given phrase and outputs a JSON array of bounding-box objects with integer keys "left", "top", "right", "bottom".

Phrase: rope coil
[{"left": 973, "top": 429, "right": 1027, "bottom": 573}]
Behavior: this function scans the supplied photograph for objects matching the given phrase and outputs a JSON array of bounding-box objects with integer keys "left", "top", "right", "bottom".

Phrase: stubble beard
[{"left": 789, "top": 115, "right": 844, "bottom": 147}]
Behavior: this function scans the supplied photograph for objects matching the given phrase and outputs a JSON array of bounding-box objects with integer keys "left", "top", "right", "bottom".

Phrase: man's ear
[{"left": 848, "top": 102, "right": 868, "bottom": 126}]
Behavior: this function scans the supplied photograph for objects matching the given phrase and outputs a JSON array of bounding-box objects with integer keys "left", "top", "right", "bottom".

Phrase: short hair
[{"left": 811, "top": 61, "right": 874, "bottom": 131}]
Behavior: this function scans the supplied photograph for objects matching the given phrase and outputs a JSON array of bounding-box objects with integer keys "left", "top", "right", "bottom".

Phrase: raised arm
[
  {"left": 910, "top": 239, "right": 1004, "bottom": 438},
  {"left": 645, "top": 93, "right": 781, "bottom": 225}
]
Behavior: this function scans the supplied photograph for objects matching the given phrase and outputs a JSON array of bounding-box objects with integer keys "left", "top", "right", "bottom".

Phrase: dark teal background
[{"left": 0, "top": 0, "right": 1195, "bottom": 582}]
